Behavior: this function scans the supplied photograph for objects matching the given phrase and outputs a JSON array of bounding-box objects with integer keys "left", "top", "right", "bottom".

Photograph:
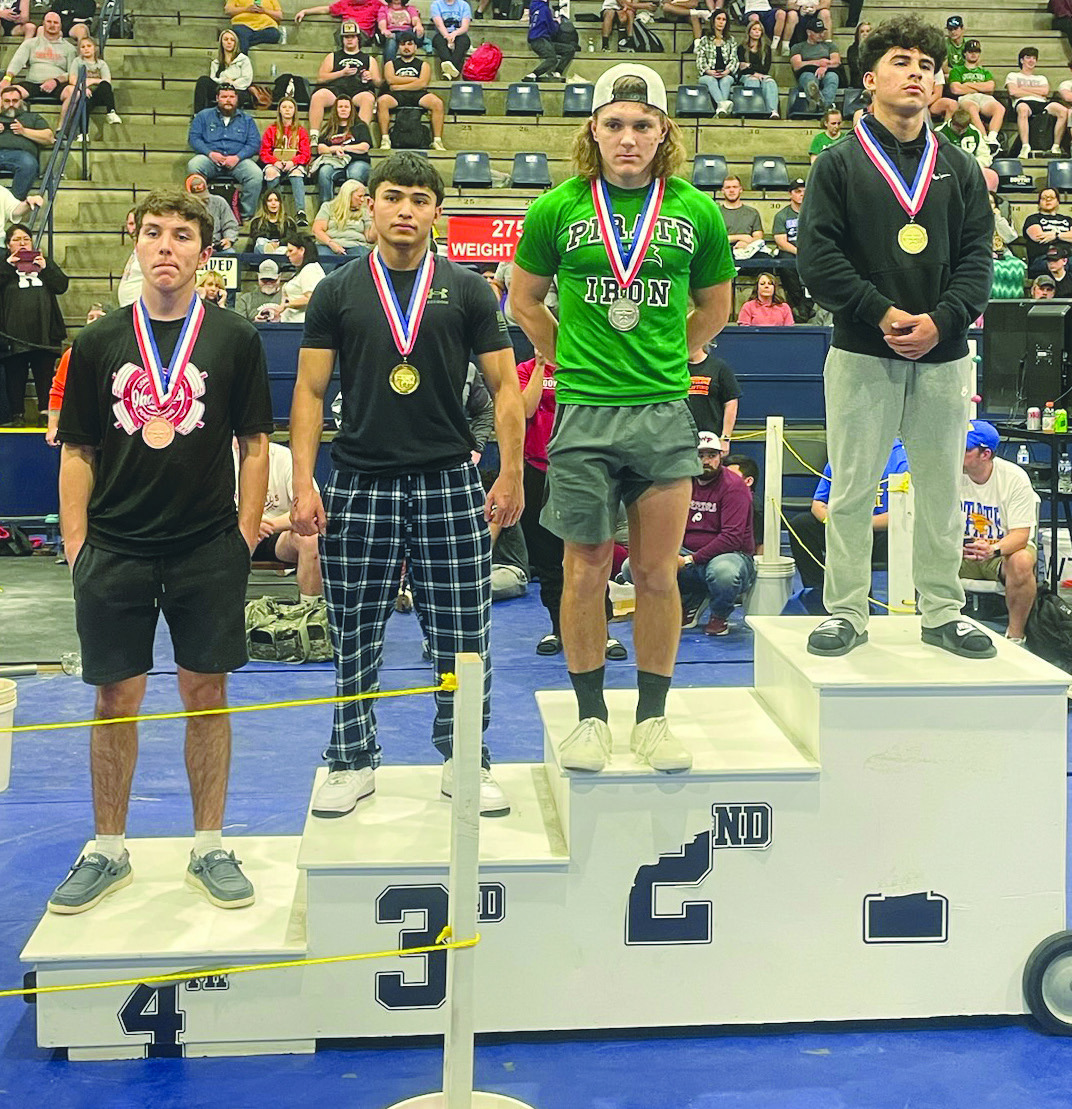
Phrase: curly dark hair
[{"left": 859, "top": 15, "right": 946, "bottom": 78}]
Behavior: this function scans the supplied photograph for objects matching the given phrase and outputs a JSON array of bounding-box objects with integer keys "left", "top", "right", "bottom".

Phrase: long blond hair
[
  {"left": 327, "top": 178, "right": 368, "bottom": 228},
  {"left": 571, "top": 103, "right": 686, "bottom": 181}
]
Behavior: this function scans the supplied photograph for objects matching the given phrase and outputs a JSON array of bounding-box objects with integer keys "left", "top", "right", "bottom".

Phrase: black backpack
[
  {"left": 0, "top": 523, "right": 33, "bottom": 556},
  {"left": 1026, "top": 585, "right": 1072, "bottom": 673},
  {"left": 272, "top": 73, "right": 311, "bottom": 108},
  {"left": 390, "top": 106, "right": 432, "bottom": 150},
  {"left": 629, "top": 21, "right": 664, "bottom": 53}
]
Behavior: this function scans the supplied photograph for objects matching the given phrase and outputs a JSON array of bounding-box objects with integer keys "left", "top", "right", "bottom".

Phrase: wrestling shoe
[
  {"left": 920, "top": 620, "right": 996, "bottom": 659},
  {"left": 48, "top": 850, "right": 132, "bottom": 914},
  {"left": 186, "top": 849, "right": 255, "bottom": 909},
  {"left": 807, "top": 616, "right": 867, "bottom": 657},
  {"left": 560, "top": 717, "right": 612, "bottom": 772},
  {"left": 440, "top": 759, "right": 511, "bottom": 815},
  {"left": 630, "top": 716, "right": 692, "bottom": 772},
  {"left": 311, "top": 767, "right": 375, "bottom": 817}
]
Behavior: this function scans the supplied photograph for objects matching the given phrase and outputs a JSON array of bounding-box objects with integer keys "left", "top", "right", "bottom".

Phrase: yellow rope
[
  {"left": 1, "top": 933, "right": 481, "bottom": 999},
  {"left": 7, "top": 674, "right": 459, "bottom": 734}
]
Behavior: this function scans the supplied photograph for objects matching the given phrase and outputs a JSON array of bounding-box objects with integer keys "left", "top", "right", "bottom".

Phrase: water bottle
[
  {"left": 587, "top": 36, "right": 595, "bottom": 51},
  {"left": 270, "top": 63, "right": 277, "bottom": 78},
  {"left": 1017, "top": 443, "right": 1030, "bottom": 467},
  {"left": 1060, "top": 454, "right": 1072, "bottom": 495},
  {"left": 60, "top": 652, "right": 82, "bottom": 677}
]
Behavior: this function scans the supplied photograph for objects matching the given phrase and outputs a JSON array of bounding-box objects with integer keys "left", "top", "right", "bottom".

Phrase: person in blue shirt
[
  {"left": 187, "top": 82, "right": 263, "bottom": 221},
  {"left": 788, "top": 438, "right": 909, "bottom": 614},
  {"left": 523, "top": 0, "right": 577, "bottom": 83}
]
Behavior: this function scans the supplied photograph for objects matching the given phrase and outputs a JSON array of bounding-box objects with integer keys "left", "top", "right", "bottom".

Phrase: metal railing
[
  {"left": 28, "top": 67, "right": 88, "bottom": 255},
  {"left": 97, "top": 0, "right": 127, "bottom": 57}
]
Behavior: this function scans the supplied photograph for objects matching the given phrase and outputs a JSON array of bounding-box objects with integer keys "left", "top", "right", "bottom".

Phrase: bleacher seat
[
  {"left": 506, "top": 83, "right": 544, "bottom": 116},
  {"left": 692, "top": 154, "right": 728, "bottom": 192},
  {"left": 453, "top": 151, "right": 493, "bottom": 188},
  {"left": 751, "top": 155, "right": 790, "bottom": 191},
  {"left": 1048, "top": 160, "right": 1072, "bottom": 192},
  {"left": 562, "top": 83, "right": 594, "bottom": 116},
  {"left": 511, "top": 152, "right": 552, "bottom": 189},
  {"left": 448, "top": 83, "right": 486, "bottom": 116},
  {"left": 730, "top": 87, "right": 772, "bottom": 119},
  {"left": 675, "top": 85, "right": 715, "bottom": 119},
  {"left": 992, "top": 158, "right": 1035, "bottom": 192},
  {"left": 787, "top": 88, "right": 823, "bottom": 120}
]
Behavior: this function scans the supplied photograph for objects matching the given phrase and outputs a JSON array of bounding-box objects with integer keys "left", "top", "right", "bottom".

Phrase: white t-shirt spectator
[
  {"left": 960, "top": 457, "right": 1040, "bottom": 544},
  {"left": 0, "top": 183, "right": 24, "bottom": 226},
  {"left": 116, "top": 249, "right": 143, "bottom": 307},
  {"left": 281, "top": 262, "right": 325, "bottom": 323},
  {"left": 1005, "top": 72, "right": 1050, "bottom": 102}
]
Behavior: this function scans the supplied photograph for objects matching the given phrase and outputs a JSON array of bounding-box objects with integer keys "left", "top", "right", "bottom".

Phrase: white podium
[{"left": 20, "top": 618, "right": 1068, "bottom": 1059}]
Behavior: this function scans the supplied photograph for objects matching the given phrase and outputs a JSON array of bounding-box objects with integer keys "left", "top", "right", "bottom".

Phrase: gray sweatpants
[{"left": 822, "top": 347, "right": 972, "bottom": 633}]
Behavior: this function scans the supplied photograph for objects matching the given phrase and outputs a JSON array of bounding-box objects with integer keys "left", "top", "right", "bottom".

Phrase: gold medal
[
  {"left": 389, "top": 362, "right": 420, "bottom": 395},
  {"left": 141, "top": 416, "right": 175, "bottom": 449},
  {"left": 897, "top": 222, "right": 928, "bottom": 255}
]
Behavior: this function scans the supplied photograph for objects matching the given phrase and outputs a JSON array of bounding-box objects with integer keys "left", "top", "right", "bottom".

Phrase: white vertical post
[
  {"left": 886, "top": 472, "right": 917, "bottom": 615},
  {"left": 763, "top": 415, "right": 785, "bottom": 565}
]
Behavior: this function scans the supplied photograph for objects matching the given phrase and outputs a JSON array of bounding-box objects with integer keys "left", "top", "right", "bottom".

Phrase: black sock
[
  {"left": 602, "top": 35, "right": 610, "bottom": 47},
  {"left": 636, "top": 671, "right": 671, "bottom": 723},
  {"left": 569, "top": 666, "right": 607, "bottom": 722}
]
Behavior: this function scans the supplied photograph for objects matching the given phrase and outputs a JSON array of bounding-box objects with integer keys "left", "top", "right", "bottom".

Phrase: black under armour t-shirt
[
  {"left": 302, "top": 252, "right": 511, "bottom": 476},
  {"left": 58, "top": 301, "right": 274, "bottom": 558}
]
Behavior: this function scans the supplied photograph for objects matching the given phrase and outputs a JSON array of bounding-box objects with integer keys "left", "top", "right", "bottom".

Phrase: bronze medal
[
  {"left": 389, "top": 362, "right": 420, "bottom": 395},
  {"left": 141, "top": 416, "right": 175, "bottom": 449}
]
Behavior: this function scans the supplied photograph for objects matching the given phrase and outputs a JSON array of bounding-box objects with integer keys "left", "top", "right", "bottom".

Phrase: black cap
[
  {"left": 1047, "top": 245, "right": 1067, "bottom": 260},
  {"left": 806, "top": 15, "right": 825, "bottom": 32},
  {"left": 946, "top": 15, "right": 963, "bottom": 28},
  {"left": 217, "top": 81, "right": 237, "bottom": 92},
  {"left": 789, "top": 177, "right": 806, "bottom": 189},
  {"left": 964, "top": 38, "right": 981, "bottom": 52}
]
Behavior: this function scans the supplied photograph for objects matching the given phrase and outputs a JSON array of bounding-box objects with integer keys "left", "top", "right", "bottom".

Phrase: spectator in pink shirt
[
  {"left": 378, "top": 0, "right": 426, "bottom": 63},
  {"left": 737, "top": 272, "right": 795, "bottom": 326}
]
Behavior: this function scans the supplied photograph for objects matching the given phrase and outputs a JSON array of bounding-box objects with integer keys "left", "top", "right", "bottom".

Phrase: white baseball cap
[
  {"left": 591, "top": 63, "right": 668, "bottom": 116},
  {"left": 697, "top": 431, "right": 724, "bottom": 453},
  {"left": 258, "top": 259, "right": 280, "bottom": 280}
]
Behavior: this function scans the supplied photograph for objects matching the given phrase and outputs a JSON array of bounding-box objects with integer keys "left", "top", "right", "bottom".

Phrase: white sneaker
[
  {"left": 1022, "top": 145, "right": 1032, "bottom": 159},
  {"left": 560, "top": 717, "right": 612, "bottom": 772},
  {"left": 630, "top": 717, "right": 692, "bottom": 772},
  {"left": 431, "top": 136, "right": 446, "bottom": 151},
  {"left": 1052, "top": 144, "right": 1063, "bottom": 155},
  {"left": 311, "top": 768, "right": 375, "bottom": 817},
  {"left": 106, "top": 110, "right": 121, "bottom": 124},
  {"left": 380, "top": 134, "right": 391, "bottom": 149},
  {"left": 442, "top": 60, "right": 460, "bottom": 79},
  {"left": 718, "top": 99, "right": 733, "bottom": 116},
  {"left": 440, "top": 759, "right": 511, "bottom": 815}
]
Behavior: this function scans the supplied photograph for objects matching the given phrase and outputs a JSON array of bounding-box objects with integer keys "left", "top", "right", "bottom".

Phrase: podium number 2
[{"left": 625, "top": 831, "right": 713, "bottom": 945}]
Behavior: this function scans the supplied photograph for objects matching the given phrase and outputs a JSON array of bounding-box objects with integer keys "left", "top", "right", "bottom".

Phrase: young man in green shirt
[
  {"left": 936, "top": 107, "right": 992, "bottom": 168},
  {"left": 809, "top": 106, "right": 843, "bottom": 162},
  {"left": 510, "top": 63, "right": 735, "bottom": 774},
  {"left": 947, "top": 38, "right": 1005, "bottom": 151},
  {"left": 943, "top": 14, "right": 965, "bottom": 73}
]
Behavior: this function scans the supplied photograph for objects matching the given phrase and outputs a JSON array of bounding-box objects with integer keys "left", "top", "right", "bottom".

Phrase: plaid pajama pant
[{"left": 321, "top": 463, "right": 492, "bottom": 770}]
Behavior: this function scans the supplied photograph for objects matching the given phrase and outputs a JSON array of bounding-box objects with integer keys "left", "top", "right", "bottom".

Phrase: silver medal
[{"left": 607, "top": 296, "right": 640, "bottom": 331}]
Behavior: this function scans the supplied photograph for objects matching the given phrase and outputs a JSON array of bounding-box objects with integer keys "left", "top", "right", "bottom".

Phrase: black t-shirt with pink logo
[{"left": 58, "top": 301, "right": 274, "bottom": 557}]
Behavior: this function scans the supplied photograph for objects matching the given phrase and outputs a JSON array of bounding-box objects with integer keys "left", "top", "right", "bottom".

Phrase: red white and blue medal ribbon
[
  {"left": 133, "top": 293, "right": 204, "bottom": 406},
  {"left": 854, "top": 116, "right": 938, "bottom": 221},
  {"left": 369, "top": 246, "right": 435, "bottom": 358},
  {"left": 591, "top": 175, "right": 666, "bottom": 291}
]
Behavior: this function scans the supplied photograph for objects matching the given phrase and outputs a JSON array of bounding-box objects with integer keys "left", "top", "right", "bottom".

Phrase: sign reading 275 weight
[{"left": 446, "top": 216, "right": 524, "bottom": 264}]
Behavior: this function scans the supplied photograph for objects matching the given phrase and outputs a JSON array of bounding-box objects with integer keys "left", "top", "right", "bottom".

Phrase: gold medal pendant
[
  {"left": 141, "top": 416, "right": 175, "bottom": 449},
  {"left": 897, "top": 222, "right": 928, "bottom": 255},
  {"left": 389, "top": 362, "right": 420, "bottom": 395}
]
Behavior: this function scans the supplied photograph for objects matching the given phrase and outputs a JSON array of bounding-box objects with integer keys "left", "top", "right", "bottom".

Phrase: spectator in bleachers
[
  {"left": 310, "top": 95, "right": 372, "bottom": 198},
  {"left": 185, "top": 171, "right": 240, "bottom": 251},
  {"left": 296, "top": 0, "right": 379, "bottom": 45},
  {"left": 0, "top": 176, "right": 39, "bottom": 224},
  {"left": 737, "top": 271, "right": 794, "bottom": 325},
  {"left": 378, "top": 0, "right": 426, "bottom": 64},
  {"left": 1022, "top": 186, "right": 1072, "bottom": 274},
  {"left": 1032, "top": 273, "right": 1056, "bottom": 298},
  {"left": 311, "top": 177, "right": 373, "bottom": 257},
  {"left": 745, "top": 0, "right": 794, "bottom": 58},
  {"left": 260, "top": 96, "right": 311, "bottom": 225},
  {"left": 1054, "top": 0, "right": 1072, "bottom": 53},
  {"left": 661, "top": 0, "right": 710, "bottom": 51},
  {"left": 1, "top": 11, "right": 74, "bottom": 102},
  {"left": 46, "top": 0, "right": 94, "bottom": 42},
  {"left": 686, "top": 340, "right": 740, "bottom": 443},
  {"left": 1046, "top": 244, "right": 1072, "bottom": 296},
  {"left": 1053, "top": 59, "right": 1072, "bottom": 119},
  {"left": 600, "top": 0, "right": 633, "bottom": 52},
  {"left": 237, "top": 257, "right": 283, "bottom": 319},
  {"left": 989, "top": 187, "right": 1016, "bottom": 247},
  {"left": 773, "top": 176, "right": 810, "bottom": 319},
  {"left": 737, "top": 19, "right": 779, "bottom": 117},
  {"left": 248, "top": 187, "right": 297, "bottom": 252},
  {"left": 724, "top": 452, "right": 761, "bottom": 553},
  {"left": 944, "top": 15, "right": 965, "bottom": 74},
  {"left": 1005, "top": 46, "right": 1067, "bottom": 159},
  {"left": 808, "top": 105, "right": 842, "bottom": 161},
  {"left": 225, "top": 0, "right": 283, "bottom": 55},
  {"left": 524, "top": 0, "right": 578, "bottom": 84},
  {"left": 989, "top": 227, "right": 1026, "bottom": 301},
  {"left": 307, "top": 19, "right": 379, "bottom": 145},
  {"left": 116, "top": 207, "right": 141, "bottom": 306},
  {"left": 0, "top": 221, "right": 66, "bottom": 425},
  {"left": 59, "top": 34, "right": 119, "bottom": 127},
  {"left": 263, "top": 230, "right": 324, "bottom": 321},
  {"left": 194, "top": 29, "right": 253, "bottom": 114},
  {"left": 845, "top": 21, "right": 869, "bottom": 90},
  {"left": 377, "top": 31, "right": 447, "bottom": 150},
  {"left": 718, "top": 174, "right": 766, "bottom": 259},
  {"left": 196, "top": 268, "right": 230, "bottom": 307},
  {"left": 0, "top": 85, "right": 53, "bottom": 199},
  {"left": 927, "top": 65, "right": 957, "bottom": 124},
  {"left": 187, "top": 83, "right": 263, "bottom": 223},
  {"left": 936, "top": 107, "right": 991, "bottom": 169},
  {"left": 431, "top": 0, "right": 472, "bottom": 80},
  {"left": 696, "top": 11, "right": 738, "bottom": 116},
  {"left": 0, "top": 0, "right": 34, "bottom": 43},
  {"left": 947, "top": 38, "right": 1003, "bottom": 152},
  {"left": 790, "top": 16, "right": 839, "bottom": 111}
]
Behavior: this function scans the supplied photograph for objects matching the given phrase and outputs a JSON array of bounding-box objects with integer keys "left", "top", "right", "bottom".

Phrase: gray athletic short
[{"left": 541, "top": 400, "right": 700, "bottom": 544}]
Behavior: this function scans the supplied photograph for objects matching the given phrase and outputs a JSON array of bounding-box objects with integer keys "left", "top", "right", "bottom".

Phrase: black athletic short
[
  {"left": 72, "top": 527, "right": 252, "bottom": 685},
  {"left": 392, "top": 90, "right": 426, "bottom": 108},
  {"left": 252, "top": 532, "right": 281, "bottom": 562}
]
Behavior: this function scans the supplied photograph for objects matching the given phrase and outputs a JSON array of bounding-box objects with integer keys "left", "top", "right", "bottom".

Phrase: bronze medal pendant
[
  {"left": 389, "top": 361, "right": 420, "bottom": 395},
  {"left": 897, "top": 223, "right": 928, "bottom": 255},
  {"left": 607, "top": 296, "right": 641, "bottom": 332},
  {"left": 141, "top": 416, "right": 175, "bottom": 449}
]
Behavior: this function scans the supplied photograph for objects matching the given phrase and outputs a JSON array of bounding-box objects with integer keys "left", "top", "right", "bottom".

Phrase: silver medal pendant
[{"left": 607, "top": 296, "right": 640, "bottom": 332}]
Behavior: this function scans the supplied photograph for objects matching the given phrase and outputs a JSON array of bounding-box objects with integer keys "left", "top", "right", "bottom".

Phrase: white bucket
[
  {"left": 0, "top": 678, "right": 15, "bottom": 792},
  {"left": 743, "top": 556, "right": 797, "bottom": 617}
]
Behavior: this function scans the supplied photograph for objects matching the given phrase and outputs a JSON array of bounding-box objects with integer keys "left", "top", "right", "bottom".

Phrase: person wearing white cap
[
  {"left": 510, "top": 63, "right": 736, "bottom": 775},
  {"left": 237, "top": 258, "right": 283, "bottom": 321}
]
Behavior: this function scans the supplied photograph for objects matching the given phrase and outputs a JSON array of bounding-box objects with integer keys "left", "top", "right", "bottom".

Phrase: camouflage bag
[{"left": 245, "top": 596, "right": 333, "bottom": 663}]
